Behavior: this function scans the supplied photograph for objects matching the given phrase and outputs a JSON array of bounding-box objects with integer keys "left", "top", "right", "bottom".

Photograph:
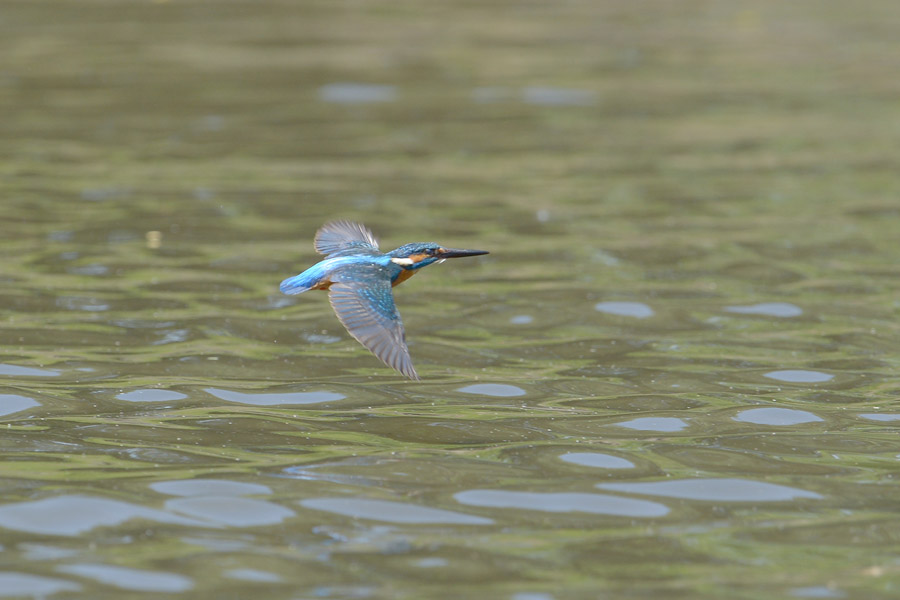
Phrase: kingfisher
[{"left": 279, "top": 221, "right": 488, "bottom": 380}]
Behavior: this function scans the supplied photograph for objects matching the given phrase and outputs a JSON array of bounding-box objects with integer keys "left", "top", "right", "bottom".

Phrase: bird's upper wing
[
  {"left": 328, "top": 265, "right": 419, "bottom": 380},
  {"left": 315, "top": 221, "right": 380, "bottom": 257}
]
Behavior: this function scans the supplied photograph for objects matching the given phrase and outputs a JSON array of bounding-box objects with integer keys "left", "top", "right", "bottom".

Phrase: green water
[{"left": 2, "top": 1, "right": 900, "bottom": 598}]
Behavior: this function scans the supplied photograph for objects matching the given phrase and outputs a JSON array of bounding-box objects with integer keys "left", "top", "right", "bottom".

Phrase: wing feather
[
  {"left": 327, "top": 267, "right": 418, "bottom": 380},
  {"left": 315, "top": 221, "right": 380, "bottom": 257}
]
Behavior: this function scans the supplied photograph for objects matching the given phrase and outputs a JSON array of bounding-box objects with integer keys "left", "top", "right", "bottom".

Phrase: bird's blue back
[{"left": 279, "top": 254, "right": 402, "bottom": 295}]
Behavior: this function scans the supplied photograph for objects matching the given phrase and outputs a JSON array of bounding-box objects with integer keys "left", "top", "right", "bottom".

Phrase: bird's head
[{"left": 388, "top": 242, "right": 488, "bottom": 270}]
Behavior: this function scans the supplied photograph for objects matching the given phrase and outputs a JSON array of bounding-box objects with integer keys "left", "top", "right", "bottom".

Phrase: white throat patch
[{"left": 391, "top": 257, "right": 415, "bottom": 266}]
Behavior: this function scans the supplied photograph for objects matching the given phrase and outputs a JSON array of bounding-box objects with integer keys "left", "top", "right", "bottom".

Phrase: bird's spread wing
[
  {"left": 315, "top": 221, "right": 380, "bottom": 257},
  {"left": 328, "top": 266, "right": 418, "bottom": 380}
]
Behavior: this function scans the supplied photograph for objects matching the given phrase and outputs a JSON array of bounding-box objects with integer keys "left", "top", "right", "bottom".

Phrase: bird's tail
[{"left": 280, "top": 273, "right": 316, "bottom": 295}]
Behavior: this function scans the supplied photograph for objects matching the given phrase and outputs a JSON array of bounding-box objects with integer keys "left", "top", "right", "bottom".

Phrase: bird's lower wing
[{"left": 327, "top": 271, "right": 418, "bottom": 380}]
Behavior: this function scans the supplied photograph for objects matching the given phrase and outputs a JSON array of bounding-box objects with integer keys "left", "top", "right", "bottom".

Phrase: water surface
[{"left": 2, "top": 1, "right": 900, "bottom": 599}]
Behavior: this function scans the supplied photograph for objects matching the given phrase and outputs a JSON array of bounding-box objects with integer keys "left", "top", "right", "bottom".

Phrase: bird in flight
[{"left": 280, "top": 221, "right": 488, "bottom": 379}]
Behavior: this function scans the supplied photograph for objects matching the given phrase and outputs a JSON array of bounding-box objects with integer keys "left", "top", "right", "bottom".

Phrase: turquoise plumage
[{"left": 280, "top": 221, "right": 488, "bottom": 379}]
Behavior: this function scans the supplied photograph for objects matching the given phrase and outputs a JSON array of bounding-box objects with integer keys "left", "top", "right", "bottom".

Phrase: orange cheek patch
[{"left": 409, "top": 253, "right": 428, "bottom": 264}]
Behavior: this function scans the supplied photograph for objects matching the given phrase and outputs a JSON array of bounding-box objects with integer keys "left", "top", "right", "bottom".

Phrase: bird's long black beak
[{"left": 438, "top": 247, "right": 489, "bottom": 259}]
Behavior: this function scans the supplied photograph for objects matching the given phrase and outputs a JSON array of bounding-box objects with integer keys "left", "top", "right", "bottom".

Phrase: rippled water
[{"left": 3, "top": 1, "right": 900, "bottom": 599}]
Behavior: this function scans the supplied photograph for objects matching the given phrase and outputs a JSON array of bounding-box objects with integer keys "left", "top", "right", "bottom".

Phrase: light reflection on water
[
  {"left": 301, "top": 498, "right": 494, "bottom": 525},
  {"left": 558, "top": 452, "right": 635, "bottom": 469},
  {"left": 150, "top": 479, "right": 273, "bottom": 497},
  {"left": 615, "top": 416, "right": 688, "bottom": 432},
  {"left": 597, "top": 478, "right": 823, "bottom": 502},
  {"left": 0, "top": 394, "right": 40, "bottom": 417},
  {"left": 56, "top": 564, "right": 193, "bottom": 594},
  {"left": 0, "top": 364, "right": 59, "bottom": 377},
  {"left": 764, "top": 370, "right": 835, "bottom": 383},
  {"left": 454, "top": 490, "right": 669, "bottom": 518},
  {"left": 594, "top": 301, "right": 655, "bottom": 319},
  {"left": 0, "top": 573, "right": 81, "bottom": 597},
  {"left": 0, "top": 496, "right": 209, "bottom": 536},
  {"left": 733, "top": 407, "right": 824, "bottom": 425},
  {"left": 724, "top": 302, "right": 804, "bottom": 318},
  {"left": 164, "top": 496, "right": 295, "bottom": 527},
  {"left": 3, "top": 1, "right": 900, "bottom": 598},
  {"left": 457, "top": 383, "right": 527, "bottom": 397},
  {"left": 204, "top": 387, "right": 347, "bottom": 406},
  {"left": 116, "top": 389, "right": 188, "bottom": 403},
  {"left": 318, "top": 83, "right": 397, "bottom": 105}
]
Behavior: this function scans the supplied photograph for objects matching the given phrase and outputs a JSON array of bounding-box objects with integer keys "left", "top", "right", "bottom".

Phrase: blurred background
[{"left": 2, "top": 1, "right": 900, "bottom": 598}]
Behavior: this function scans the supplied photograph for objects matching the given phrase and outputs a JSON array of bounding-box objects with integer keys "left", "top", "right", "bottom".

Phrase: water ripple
[
  {"left": 115, "top": 389, "right": 187, "bottom": 403},
  {"left": 224, "top": 569, "right": 283, "bottom": 583},
  {"left": 615, "top": 417, "right": 688, "bottom": 432},
  {"left": 0, "top": 394, "right": 40, "bottom": 417},
  {"left": 859, "top": 413, "right": 900, "bottom": 422},
  {"left": 57, "top": 564, "right": 193, "bottom": 593},
  {"left": 559, "top": 452, "right": 635, "bottom": 469},
  {"left": 522, "top": 86, "right": 597, "bottom": 106},
  {"left": 457, "top": 384, "right": 527, "bottom": 397},
  {"left": 150, "top": 479, "right": 272, "bottom": 497},
  {"left": 454, "top": 490, "right": 669, "bottom": 517},
  {"left": 764, "top": 370, "right": 834, "bottom": 383},
  {"left": 725, "top": 302, "right": 803, "bottom": 317},
  {"left": 0, "top": 364, "right": 59, "bottom": 377},
  {"left": 734, "top": 407, "right": 824, "bottom": 425},
  {"left": 0, "top": 496, "right": 209, "bottom": 536},
  {"left": 594, "top": 301, "right": 655, "bottom": 318},
  {"left": 165, "top": 496, "right": 295, "bottom": 527},
  {"left": 300, "top": 498, "right": 493, "bottom": 525},
  {"left": 205, "top": 387, "right": 346, "bottom": 406},
  {"left": 0, "top": 572, "right": 80, "bottom": 597},
  {"left": 319, "top": 83, "right": 396, "bottom": 104},
  {"left": 597, "top": 478, "right": 822, "bottom": 501}
]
